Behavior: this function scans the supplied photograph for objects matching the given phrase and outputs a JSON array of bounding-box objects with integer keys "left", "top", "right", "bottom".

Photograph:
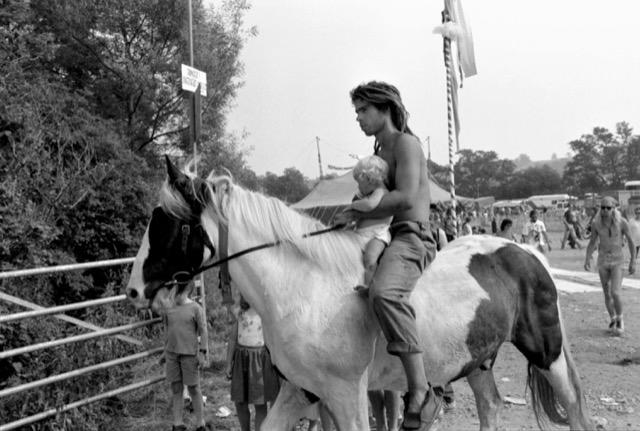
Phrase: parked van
[{"left": 625, "top": 181, "right": 640, "bottom": 210}]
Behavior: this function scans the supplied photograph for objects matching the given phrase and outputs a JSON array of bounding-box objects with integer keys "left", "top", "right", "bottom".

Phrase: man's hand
[
  {"left": 333, "top": 209, "right": 360, "bottom": 227},
  {"left": 629, "top": 261, "right": 636, "bottom": 275},
  {"left": 584, "top": 258, "right": 591, "bottom": 271}
]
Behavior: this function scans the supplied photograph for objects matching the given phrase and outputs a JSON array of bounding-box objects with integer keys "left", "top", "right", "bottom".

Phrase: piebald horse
[{"left": 126, "top": 159, "right": 593, "bottom": 431}]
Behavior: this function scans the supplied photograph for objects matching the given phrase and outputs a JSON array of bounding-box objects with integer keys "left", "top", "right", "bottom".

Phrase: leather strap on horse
[{"left": 218, "top": 223, "right": 234, "bottom": 306}]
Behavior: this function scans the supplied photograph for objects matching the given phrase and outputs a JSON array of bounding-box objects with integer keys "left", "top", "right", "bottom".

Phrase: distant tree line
[{"left": 428, "top": 121, "right": 640, "bottom": 200}]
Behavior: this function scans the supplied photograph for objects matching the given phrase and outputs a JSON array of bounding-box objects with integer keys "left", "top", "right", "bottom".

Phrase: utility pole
[
  {"left": 186, "top": 0, "right": 206, "bottom": 322},
  {"left": 316, "top": 136, "right": 325, "bottom": 179}
]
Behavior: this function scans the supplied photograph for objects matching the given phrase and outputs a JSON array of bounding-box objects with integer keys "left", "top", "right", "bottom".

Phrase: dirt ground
[{"left": 119, "top": 230, "right": 640, "bottom": 431}]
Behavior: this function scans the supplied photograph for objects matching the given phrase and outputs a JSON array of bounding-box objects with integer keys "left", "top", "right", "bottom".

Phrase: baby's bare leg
[{"left": 362, "top": 238, "right": 387, "bottom": 286}]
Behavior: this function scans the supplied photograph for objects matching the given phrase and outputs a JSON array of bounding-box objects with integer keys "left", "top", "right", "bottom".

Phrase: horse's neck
[{"left": 226, "top": 228, "right": 359, "bottom": 324}]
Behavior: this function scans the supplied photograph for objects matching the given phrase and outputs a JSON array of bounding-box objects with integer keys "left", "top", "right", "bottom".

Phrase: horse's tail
[
  {"left": 515, "top": 245, "right": 593, "bottom": 430},
  {"left": 527, "top": 304, "right": 594, "bottom": 430}
]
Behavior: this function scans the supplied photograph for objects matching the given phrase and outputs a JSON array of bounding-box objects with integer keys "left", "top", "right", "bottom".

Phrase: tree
[
  {"left": 453, "top": 150, "right": 515, "bottom": 199},
  {"left": 562, "top": 122, "right": 640, "bottom": 195},
  {"left": 261, "top": 168, "right": 310, "bottom": 203},
  {"left": 505, "top": 166, "right": 563, "bottom": 198},
  {"left": 28, "top": 0, "right": 254, "bottom": 162}
]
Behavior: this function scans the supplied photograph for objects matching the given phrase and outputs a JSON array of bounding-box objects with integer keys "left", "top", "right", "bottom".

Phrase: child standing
[
  {"left": 226, "top": 296, "right": 280, "bottom": 431},
  {"left": 164, "top": 282, "right": 209, "bottom": 431},
  {"left": 350, "top": 155, "right": 392, "bottom": 291},
  {"left": 524, "top": 210, "right": 552, "bottom": 253}
]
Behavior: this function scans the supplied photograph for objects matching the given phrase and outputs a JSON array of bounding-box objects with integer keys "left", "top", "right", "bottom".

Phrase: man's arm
[
  {"left": 350, "top": 188, "right": 386, "bottom": 212},
  {"left": 621, "top": 220, "right": 636, "bottom": 274},
  {"left": 584, "top": 222, "right": 599, "bottom": 270},
  {"left": 352, "top": 135, "right": 421, "bottom": 219}
]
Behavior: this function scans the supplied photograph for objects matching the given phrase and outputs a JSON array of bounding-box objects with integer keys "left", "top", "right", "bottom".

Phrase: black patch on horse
[
  {"left": 142, "top": 207, "right": 212, "bottom": 300},
  {"left": 459, "top": 243, "right": 562, "bottom": 378}
]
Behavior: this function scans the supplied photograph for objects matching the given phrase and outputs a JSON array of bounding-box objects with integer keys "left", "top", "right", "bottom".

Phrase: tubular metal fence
[{"left": 0, "top": 258, "right": 163, "bottom": 431}]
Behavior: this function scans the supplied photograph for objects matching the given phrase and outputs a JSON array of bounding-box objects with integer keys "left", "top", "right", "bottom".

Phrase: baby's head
[{"left": 353, "top": 155, "right": 388, "bottom": 195}]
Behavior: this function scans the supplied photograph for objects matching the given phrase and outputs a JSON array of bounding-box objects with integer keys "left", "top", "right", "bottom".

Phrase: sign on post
[{"left": 181, "top": 64, "right": 207, "bottom": 97}]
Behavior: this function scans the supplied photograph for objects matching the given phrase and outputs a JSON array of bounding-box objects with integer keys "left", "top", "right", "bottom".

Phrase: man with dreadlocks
[{"left": 335, "top": 81, "right": 442, "bottom": 431}]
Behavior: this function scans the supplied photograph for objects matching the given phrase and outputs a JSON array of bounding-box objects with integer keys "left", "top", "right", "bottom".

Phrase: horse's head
[{"left": 125, "top": 156, "right": 217, "bottom": 312}]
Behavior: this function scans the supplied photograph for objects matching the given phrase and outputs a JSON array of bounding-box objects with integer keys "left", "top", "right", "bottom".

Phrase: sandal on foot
[{"left": 401, "top": 387, "right": 443, "bottom": 431}]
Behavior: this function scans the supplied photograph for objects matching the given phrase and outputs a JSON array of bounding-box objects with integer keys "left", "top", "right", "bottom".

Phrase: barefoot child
[
  {"left": 164, "top": 281, "right": 209, "bottom": 431},
  {"left": 350, "top": 155, "right": 392, "bottom": 291}
]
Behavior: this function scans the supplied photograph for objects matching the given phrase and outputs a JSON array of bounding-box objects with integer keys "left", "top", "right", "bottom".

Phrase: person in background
[
  {"left": 226, "top": 295, "right": 280, "bottom": 431},
  {"left": 460, "top": 216, "right": 473, "bottom": 236},
  {"left": 429, "top": 209, "right": 449, "bottom": 251},
  {"left": 444, "top": 207, "right": 458, "bottom": 242},
  {"left": 496, "top": 218, "right": 518, "bottom": 242},
  {"left": 369, "top": 390, "right": 401, "bottom": 431},
  {"left": 584, "top": 197, "right": 636, "bottom": 336},
  {"left": 627, "top": 206, "right": 640, "bottom": 260},
  {"left": 164, "top": 282, "right": 209, "bottom": 431},
  {"left": 524, "top": 210, "right": 552, "bottom": 253},
  {"left": 561, "top": 205, "right": 582, "bottom": 249}
]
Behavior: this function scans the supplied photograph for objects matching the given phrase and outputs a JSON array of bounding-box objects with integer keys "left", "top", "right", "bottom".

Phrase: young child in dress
[
  {"left": 350, "top": 155, "right": 392, "bottom": 292},
  {"left": 164, "top": 282, "right": 209, "bottom": 431},
  {"left": 226, "top": 295, "right": 280, "bottom": 431}
]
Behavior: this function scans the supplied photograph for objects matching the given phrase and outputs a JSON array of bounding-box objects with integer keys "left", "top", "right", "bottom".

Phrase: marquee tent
[{"left": 291, "top": 171, "right": 471, "bottom": 224}]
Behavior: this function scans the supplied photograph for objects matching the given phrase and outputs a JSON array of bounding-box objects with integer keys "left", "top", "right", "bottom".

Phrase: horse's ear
[{"left": 165, "top": 155, "right": 186, "bottom": 185}]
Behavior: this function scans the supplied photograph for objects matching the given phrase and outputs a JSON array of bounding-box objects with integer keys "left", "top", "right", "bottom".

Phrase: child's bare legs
[
  {"left": 355, "top": 238, "right": 387, "bottom": 294},
  {"left": 171, "top": 382, "right": 185, "bottom": 427},
  {"left": 384, "top": 390, "right": 400, "bottom": 431},
  {"left": 235, "top": 402, "right": 251, "bottom": 431},
  {"left": 254, "top": 403, "right": 268, "bottom": 430},
  {"left": 368, "top": 390, "right": 400, "bottom": 431},
  {"left": 187, "top": 384, "right": 205, "bottom": 428},
  {"left": 369, "top": 390, "right": 387, "bottom": 431}
]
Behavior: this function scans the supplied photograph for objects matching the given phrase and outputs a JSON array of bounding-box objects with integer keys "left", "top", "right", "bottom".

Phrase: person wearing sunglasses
[{"left": 584, "top": 196, "right": 636, "bottom": 336}]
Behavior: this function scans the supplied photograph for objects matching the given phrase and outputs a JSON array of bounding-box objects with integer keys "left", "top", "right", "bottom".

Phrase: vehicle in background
[
  {"left": 527, "top": 194, "right": 578, "bottom": 210},
  {"left": 625, "top": 181, "right": 640, "bottom": 212}
]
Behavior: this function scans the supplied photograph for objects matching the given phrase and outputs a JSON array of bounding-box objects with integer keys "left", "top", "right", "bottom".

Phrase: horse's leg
[
  {"left": 535, "top": 347, "right": 594, "bottom": 430},
  {"left": 260, "top": 380, "right": 311, "bottom": 431},
  {"left": 466, "top": 367, "right": 502, "bottom": 431},
  {"left": 322, "top": 378, "right": 369, "bottom": 431}
]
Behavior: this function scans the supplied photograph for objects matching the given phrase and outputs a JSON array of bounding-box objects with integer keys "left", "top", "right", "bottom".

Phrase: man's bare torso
[{"left": 376, "top": 132, "right": 430, "bottom": 223}]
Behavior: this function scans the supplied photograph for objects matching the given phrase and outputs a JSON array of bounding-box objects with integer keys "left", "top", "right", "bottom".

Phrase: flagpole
[{"left": 442, "top": 7, "right": 457, "bottom": 209}]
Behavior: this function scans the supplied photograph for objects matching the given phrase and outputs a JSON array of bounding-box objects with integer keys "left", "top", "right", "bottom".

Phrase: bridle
[{"left": 149, "top": 221, "right": 345, "bottom": 304}]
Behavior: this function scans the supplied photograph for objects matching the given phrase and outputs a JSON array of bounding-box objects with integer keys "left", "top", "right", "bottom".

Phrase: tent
[{"left": 291, "top": 171, "right": 471, "bottom": 224}]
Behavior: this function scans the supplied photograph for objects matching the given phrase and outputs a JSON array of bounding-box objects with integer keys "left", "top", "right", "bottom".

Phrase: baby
[{"left": 350, "top": 155, "right": 393, "bottom": 292}]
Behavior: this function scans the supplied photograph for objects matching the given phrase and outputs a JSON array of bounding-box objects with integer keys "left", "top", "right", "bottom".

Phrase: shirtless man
[
  {"left": 584, "top": 196, "right": 636, "bottom": 335},
  {"left": 335, "top": 81, "right": 440, "bottom": 431}
]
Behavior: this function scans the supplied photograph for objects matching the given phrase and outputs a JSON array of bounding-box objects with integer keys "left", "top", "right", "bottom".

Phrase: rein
[{"left": 163, "top": 223, "right": 345, "bottom": 291}]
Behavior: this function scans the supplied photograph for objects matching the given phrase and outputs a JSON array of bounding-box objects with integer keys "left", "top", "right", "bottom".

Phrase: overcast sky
[{"left": 225, "top": 0, "right": 640, "bottom": 179}]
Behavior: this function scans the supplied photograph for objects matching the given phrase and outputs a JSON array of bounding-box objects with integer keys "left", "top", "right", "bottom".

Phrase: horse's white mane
[{"left": 159, "top": 166, "right": 368, "bottom": 278}]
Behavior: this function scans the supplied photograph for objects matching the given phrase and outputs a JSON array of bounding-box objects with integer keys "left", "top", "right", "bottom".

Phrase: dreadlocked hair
[{"left": 350, "top": 81, "right": 417, "bottom": 147}]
